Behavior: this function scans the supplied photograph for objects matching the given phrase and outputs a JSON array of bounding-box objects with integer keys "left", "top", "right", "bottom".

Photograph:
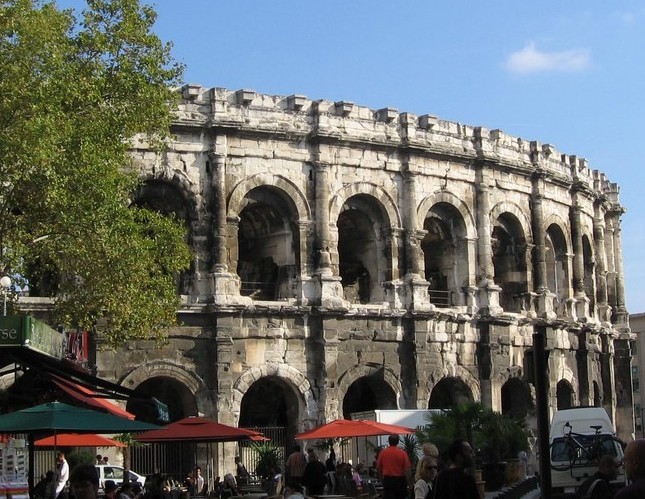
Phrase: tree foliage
[
  {"left": 416, "top": 402, "right": 530, "bottom": 463},
  {"left": 0, "top": 0, "right": 190, "bottom": 345}
]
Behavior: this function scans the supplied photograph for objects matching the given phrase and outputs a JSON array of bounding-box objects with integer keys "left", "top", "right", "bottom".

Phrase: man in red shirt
[{"left": 376, "top": 434, "right": 412, "bottom": 499}]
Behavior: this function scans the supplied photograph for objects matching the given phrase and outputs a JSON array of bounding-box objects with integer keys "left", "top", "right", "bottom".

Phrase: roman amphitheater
[{"left": 80, "top": 85, "right": 634, "bottom": 470}]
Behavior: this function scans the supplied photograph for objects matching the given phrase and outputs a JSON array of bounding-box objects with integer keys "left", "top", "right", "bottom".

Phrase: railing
[{"left": 428, "top": 289, "right": 452, "bottom": 307}]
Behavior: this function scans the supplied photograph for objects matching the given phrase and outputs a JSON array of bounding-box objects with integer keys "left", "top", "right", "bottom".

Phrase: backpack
[{"left": 578, "top": 477, "right": 603, "bottom": 499}]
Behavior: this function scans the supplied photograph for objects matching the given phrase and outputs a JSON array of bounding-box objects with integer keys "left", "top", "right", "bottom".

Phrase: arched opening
[
  {"left": 428, "top": 377, "right": 473, "bottom": 408},
  {"left": 127, "top": 376, "right": 197, "bottom": 423},
  {"left": 545, "top": 224, "right": 570, "bottom": 313},
  {"left": 492, "top": 214, "right": 528, "bottom": 313},
  {"left": 421, "top": 202, "right": 468, "bottom": 307},
  {"left": 337, "top": 195, "right": 388, "bottom": 304},
  {"left": 237, "top": 187, "right": 299, "bottom": 301},
  {"left": 239, "top": 376, "right": 301, "bottom": 456},
  {"left": 127, "top": 377, "right": 198, "bottom": 478},
  {"left": 556, "top": 380, "right": 575, "bottom": 410},
  {"left": 501, "top": 378, "right": 533, "bottom": 420},
  {"left": 342, "top": 374, "right": 397, "bottom": 418},
  {"left": 133, "top": 179, "right": 192, "bottom": 294},
  {"left": 582, "top": 236, "right": 596, "bottom": 311}
]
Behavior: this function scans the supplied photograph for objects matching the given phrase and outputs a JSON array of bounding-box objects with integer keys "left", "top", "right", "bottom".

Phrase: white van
[
  {"left": 549, "top": 407, "right": 625, "bottom": 497},
  {"left": 95, "top": 465, "right": 146, "bottom": 492}
]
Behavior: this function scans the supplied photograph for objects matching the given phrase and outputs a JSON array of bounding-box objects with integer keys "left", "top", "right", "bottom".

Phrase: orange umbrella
[
  {"left": 296, "top": 419, "right": 415, "bottom": 439},
  {"left": 35, "top": 433, "right": 125, "bottom": 447}
]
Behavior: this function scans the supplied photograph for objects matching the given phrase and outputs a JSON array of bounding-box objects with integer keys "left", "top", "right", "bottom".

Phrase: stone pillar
[
  {"left": 402, "top": 168, "right": 432, "bottom": 310},
  {"left": 608, "top": 212, "right": 629, "bottom": 326},
  {"left": 475, "top": 162, "right": 501, "bottom": 313},
  {"left": 600, "top": 331, "right": 616, "bottom": 424},
  {"left": 531, "top": 171, "right": 555, "bottom": 318},
  {"left": 314, "top": 162, "right": 346, "bottom": 308},
  {"left": 613, "top": 336, "right": 635, "bottom": 442},
  {"left": 208, "top": 152, "right": 246, "bottom": 305},
  {"left": 604, "top": 216, "right": 617, "bottom": 313},
  {"left": 593, "top": 207, "right": 611, "bottom": 324},
  {"left": 209, "top": 152, "right": 228, "bottom": 272},
  {"left": 570, "top": 201, "right": 590, "bottom": 320}
]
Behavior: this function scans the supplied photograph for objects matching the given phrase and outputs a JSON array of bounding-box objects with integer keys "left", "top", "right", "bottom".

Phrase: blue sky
[{"left": 58, "top": 1, "right": 645, "bottom": 314}]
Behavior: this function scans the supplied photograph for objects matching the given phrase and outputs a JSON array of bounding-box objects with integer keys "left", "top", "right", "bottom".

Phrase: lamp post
[{"left": 1, "top": 275, "right": 11, "bottom": 316}]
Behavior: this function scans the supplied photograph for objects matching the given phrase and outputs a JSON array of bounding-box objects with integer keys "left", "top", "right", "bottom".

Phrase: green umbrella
[
  {"left": 0, "top": 402, "right": 160, "bottom": 433},
  {"left": 0, "top": 401, "right": 162, "bottom": 492}
]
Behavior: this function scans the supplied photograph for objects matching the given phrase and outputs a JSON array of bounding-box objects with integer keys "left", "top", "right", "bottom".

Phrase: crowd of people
[{"left": 29, "top": 434, "right": 645, "bottom": 499}]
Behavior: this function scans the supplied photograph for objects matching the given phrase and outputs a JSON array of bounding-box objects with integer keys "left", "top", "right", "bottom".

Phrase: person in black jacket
[
  {"left": 575, "top": 454, "right": 620, "bottom": 499},
  {"left": 302, "top": 450, "right": 327, "bottom": 495},
  {"left": 433, "top": 439, "right": 479, "bottom": 499}
]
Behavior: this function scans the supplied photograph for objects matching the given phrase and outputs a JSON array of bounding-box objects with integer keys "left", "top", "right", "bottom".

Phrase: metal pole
[{"left": 534, "top": 325, "right": 551, "bottom": 499}]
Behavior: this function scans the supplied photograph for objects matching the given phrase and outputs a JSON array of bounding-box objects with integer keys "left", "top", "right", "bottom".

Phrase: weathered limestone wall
[{"left": 100, "top": 85, "right": 635, "bottom": 460}]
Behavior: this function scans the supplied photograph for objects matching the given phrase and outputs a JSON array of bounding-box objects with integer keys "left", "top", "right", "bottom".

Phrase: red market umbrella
[
  {"left": 35, "top": 433, "right": 125, "bottom": 447},
  {"left": 295, "top": 419, "right": 415, "bottom": 440},
  {"left": 135, "top": 416, "right": 264, "bottom": 443}
]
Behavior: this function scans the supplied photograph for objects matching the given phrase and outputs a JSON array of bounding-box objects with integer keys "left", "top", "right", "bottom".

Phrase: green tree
[{"left": 0, "top": 0, "right": 190, "bottom": 345}]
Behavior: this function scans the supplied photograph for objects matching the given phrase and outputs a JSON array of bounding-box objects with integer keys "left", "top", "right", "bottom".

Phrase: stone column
[
  {"left": 208, "top": 152, "right": 248, "bottom": 305},
  {"left": 531, "top": 171, "right": 555, "bottom": 318},
  {"left": 209, "top": 152, "right": 228, "bottom": 272},
  {"left": 314, "top": 161, "right": 345, "bottom": 308},
  {"left": 593, "top": 206, "right": 611, "bottom": 324},
  {"left": 402, "top": 168, "right": 431, "bottom": 310},
  {"left": 570, "top": 200, "right": 590, "bottom": 320},
  {"left": 475, "top": 162, "right": 501, "bottom": 313},
  {"left": 604, "top": 216, "right": 617, "bottom": 314},
  {"left": 609, "top": 211, "right": 629, "bottom": 326}
]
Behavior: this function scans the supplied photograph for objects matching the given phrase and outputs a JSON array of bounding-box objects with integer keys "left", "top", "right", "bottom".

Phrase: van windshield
[{"left": 551, "top": 434, "right": 619, "bottom": 462}]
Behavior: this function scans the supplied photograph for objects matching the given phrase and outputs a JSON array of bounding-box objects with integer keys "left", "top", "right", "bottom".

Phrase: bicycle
[{"left": 550, "top": 422, "right": 616, "bottom": 471}]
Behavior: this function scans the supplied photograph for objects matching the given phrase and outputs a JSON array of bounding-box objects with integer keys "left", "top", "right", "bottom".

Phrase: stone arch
[
  {"left": 543, "top": 214, "right": 572, "bottom": 251},
  {"left": 121, "top": 361, "right": 206, "bottom": 422},
  {"left": 500, "top": 376, "right": 534, "bottom": 420},
  {"left": 232, "top": 363, "right": 319, "bottom": 423},
  {"left": 121, "top": 360, "right": 205, "bottom": 395},
  {"left": 424, "top": 366, "right": 481, "bottom": 404},
  {"left": 554, "top": 365, "right": 578, "bottom": 409},
  {"left": 489, "top": 201, "right": 533, "bottom": 245},
  {"left": 491, "top": 206, "right": 530, "bottom": 312},
  {"left": 418, "top": 192, "right": 475, "bottom": 307},
  {"left": 331, "top": 188, "right": 401, "bottom": 303},
  {"left": 329, "top": 182, "right": 402, "bottom": 228},
  {"left": 139, "top": 169, "right": 199, "bottom": 223},
  {"left": 556, "top": 379, "right": 576, "bottom": 410},
  {"left": 228, "top": 173, "right": 311, "bottom": 221},
  {"left": 228, "top": 177, "right": 311, "bottom": 299},
  {"left": 417, "top": 190, "right": 476, "bottom": 239},
  {"left": 133, "top": 175, "right": 198, "bottom": 294},
  {"left": 545, "top": 222, "right": 571, "bottom": 306},
  {"left": 337, "top": 364, "right": 402, "bottom": 407}
]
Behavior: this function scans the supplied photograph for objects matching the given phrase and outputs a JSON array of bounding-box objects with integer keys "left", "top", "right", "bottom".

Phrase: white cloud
[{"left": 504, "top": 43, "right": 591, "bottom": 74}]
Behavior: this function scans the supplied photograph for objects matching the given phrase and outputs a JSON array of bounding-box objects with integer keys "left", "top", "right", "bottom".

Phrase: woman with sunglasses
[{"left": 413, "top": 455, "right": 438, "bottom": 499}]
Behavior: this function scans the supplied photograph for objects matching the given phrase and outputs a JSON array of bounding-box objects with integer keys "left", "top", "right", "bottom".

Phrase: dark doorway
[
  {"left": 342, "top": 375, "right": 397, "bottom": 418},
  {"left": 428, "top": 377, "right": 473, "bottom": 408}
]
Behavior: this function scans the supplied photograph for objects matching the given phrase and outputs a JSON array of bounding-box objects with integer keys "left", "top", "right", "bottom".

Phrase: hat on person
[{"left": 105, "top": 480, "right": 118, "bottom": 493}]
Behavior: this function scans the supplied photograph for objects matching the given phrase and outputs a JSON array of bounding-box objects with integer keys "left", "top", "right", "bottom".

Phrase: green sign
[{"left": 0, "top": 315, "right": 64, "bottom": 359}]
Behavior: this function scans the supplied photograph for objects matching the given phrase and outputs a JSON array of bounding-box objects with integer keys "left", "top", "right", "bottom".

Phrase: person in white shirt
[
  {"left": 55, "top": 451, "right": 69, "bottom": 498},
  {"left": 195, "top": 467, "right": 205, "bottom": 495}
]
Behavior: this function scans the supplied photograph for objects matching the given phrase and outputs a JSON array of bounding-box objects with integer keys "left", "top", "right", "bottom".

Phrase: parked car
[{"left": 95, "top": 465, "right": 146, "bottom": 491}]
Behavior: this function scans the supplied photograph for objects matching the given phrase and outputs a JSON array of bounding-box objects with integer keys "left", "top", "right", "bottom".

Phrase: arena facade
[{"left": 45, "top": 86, "right": 635, "bottom": 471}]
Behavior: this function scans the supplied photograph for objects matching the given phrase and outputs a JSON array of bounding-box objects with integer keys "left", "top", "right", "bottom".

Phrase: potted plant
[
  {"left": 476, "top": 410, "right": 530, "bottom": 490},
  {"left": 250, "top": 442, "right": 283, "bottom": 492}
]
